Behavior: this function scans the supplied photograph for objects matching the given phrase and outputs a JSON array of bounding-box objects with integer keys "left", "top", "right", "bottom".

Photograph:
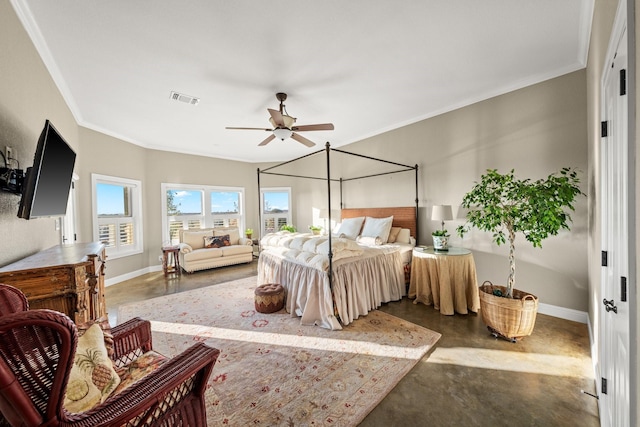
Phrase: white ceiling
[{"left": 12, "top": 0, "right": 594, "bottom": 163}]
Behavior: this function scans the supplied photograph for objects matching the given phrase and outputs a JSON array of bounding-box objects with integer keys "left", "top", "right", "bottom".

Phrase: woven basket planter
[{"left": 479, "top": 281, "right": 539, "bottom": 341}]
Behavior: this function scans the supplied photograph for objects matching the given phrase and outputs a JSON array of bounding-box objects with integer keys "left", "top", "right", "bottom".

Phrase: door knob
[{"left": 603, "top": 298, "right": 618, "bottom": 313}]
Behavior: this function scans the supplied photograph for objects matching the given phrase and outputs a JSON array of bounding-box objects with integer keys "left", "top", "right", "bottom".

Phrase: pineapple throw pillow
[{"left": 64, "top": 323, "right": 121, "bottom": 413}]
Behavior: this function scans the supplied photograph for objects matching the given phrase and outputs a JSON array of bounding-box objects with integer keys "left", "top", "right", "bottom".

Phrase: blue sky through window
[
  {"left": 167, "top": 190, "right": 242, "bottom": 215},
  {"left": 264, "top": 192, "right": 289, "bottom": 212},
  {"left": 211, "top": 192, "right": 239, "bottom": 214},
  {"left": 97, "top": 183, "right": 127, "bottom": 215},
  {"left": 168, "top": 190, "right": 202, "bottom": 215}
]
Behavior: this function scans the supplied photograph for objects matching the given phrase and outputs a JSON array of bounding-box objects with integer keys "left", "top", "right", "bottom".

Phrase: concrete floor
[{"left": 106, "top": 260, "right": 600, "bottom": 427}]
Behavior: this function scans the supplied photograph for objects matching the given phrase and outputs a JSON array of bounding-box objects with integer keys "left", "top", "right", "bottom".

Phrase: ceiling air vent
[{"left": 170, "top": 91, "right": 199, "bottom": 105}]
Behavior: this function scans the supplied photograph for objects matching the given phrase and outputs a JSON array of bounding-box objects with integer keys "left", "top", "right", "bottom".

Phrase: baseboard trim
[
  {"left": 105, "top": 265, "right": 163, "bottom": 287},
  {"left": 538, "top": 302, "right": 588, "bottom": 324}
]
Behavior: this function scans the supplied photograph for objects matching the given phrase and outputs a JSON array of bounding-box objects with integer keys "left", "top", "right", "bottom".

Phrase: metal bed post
[
  {"left": 414, "top": 164, "right": 419, "bottom": 245},
  {"left": 257, "top": 168, "right": 262, "bottom": 250},
  {"left": 325, "top": 142, "right": 333, "bottom": 291}
]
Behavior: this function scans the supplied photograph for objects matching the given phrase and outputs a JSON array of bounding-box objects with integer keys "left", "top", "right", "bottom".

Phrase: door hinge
[
  {"left": 601, "top": 377, "right": 608, "bottom": 394},
  {"left": 601, "top": 250, "right": 608, "bottom": 267},
  {"left": 621, "top": 276, "right": 627, "bottom": 302},
  {"left": 601, "top": 121, "right": 608, "bottom": 137},
  {"left": 620, "top": 69, "right": 627, "bottom": 96}
]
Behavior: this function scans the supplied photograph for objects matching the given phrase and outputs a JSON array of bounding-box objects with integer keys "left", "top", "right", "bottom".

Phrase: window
[
  {"left": 211, "top": 191, "right": 241, "bottom": 228},
  {"left": 261, "top": 188, "right": 291, "bottom": 235},
  {"left": 166, "top": 189, "right": 204, "bottom": 243},
  {"left": 161, "top": 184, "right": 246, "bottom": 245},
  {"left": 92, "top": 174, "right": 143, "bottom": 259}
]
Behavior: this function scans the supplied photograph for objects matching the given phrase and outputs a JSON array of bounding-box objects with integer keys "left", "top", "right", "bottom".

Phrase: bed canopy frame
[{"left": 257, "top": 141, "right": 419, "bottom": 290}]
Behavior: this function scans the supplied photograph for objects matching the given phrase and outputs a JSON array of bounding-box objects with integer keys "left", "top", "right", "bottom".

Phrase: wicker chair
[
  {"left": 0, "top": 289, "right": 220, "bottom": 426},
  {"left": 0, "top": 283, "right": 29, "bottom": 315}
]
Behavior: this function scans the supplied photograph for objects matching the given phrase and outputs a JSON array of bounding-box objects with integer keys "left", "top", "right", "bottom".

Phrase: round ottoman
[{"left": 254, "top": 284, "right": 285, "bottom": 313}]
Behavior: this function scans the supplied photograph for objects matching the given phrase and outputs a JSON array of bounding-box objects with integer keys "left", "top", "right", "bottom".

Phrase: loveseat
[{"left": 178, "top": 227, "right": 253, "bottom": 273}]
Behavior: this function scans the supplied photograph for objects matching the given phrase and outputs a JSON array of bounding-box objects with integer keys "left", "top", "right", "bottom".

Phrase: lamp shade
[
  {"left": 319, "top": 209, "right": 341, "bottom": 220},
  {"left": 431, "top": 205, "right": 453, "bottom": 221}
]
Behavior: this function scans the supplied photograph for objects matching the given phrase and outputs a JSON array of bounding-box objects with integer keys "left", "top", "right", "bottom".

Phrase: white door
[
  {"left": 599, "top": 3, "right": 630, "bottom": 425},
  {"left": 61, "top": 178, "right": 77, "bottom": 244}
]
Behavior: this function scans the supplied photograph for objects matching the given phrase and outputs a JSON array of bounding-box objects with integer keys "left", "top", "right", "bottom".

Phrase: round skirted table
[{"left": 408, "top": 246, "right": 479, "bottom": 315}]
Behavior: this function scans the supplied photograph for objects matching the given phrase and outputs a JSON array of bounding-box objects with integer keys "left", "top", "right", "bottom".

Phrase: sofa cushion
[
  {"left": 113, "top": 350, "right": 167, "bottom": 396},
  {"left": 184, "top": 248, "right": 224, "bottom": 261},
  {"left": 204, "top": 235, "right": 230, "bottom": 248},
  {"left": 213, "top": 228, "right": 240, "bottom": 245},
  {"left": 221, "top": 245, "right": 253, "bottom": 256},
  {"left": 182, "top": 230, "right": 213, "bottom": 250}
]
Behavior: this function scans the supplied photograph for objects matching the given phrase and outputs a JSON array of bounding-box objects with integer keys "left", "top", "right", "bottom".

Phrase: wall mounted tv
[{"left": 18, "top": 120, "right": 76, "bottom": 220}]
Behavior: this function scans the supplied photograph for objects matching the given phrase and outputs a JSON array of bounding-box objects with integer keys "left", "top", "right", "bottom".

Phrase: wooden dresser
[{"left": 0, "top": 242, "right": 107, "bottom": 324}]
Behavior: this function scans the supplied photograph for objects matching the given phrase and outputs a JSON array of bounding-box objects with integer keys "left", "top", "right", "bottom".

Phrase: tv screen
[{"left": 18, "top": 120, "right": 76, "bottom": 220}]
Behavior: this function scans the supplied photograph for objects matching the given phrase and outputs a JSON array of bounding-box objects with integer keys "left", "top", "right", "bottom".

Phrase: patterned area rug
[{"left": 118, "top": 276, "right": 441, "bottom": 426}]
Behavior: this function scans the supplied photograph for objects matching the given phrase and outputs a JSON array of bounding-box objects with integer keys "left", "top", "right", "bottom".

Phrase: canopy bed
[{"left": 256, "top": 143, "right": 419, "bottom": 330}]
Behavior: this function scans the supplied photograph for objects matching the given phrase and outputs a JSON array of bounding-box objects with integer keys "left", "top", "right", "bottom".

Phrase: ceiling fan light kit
[
  {"left": 273, "top": 127, "right": 293, "bottom": 140},
  {"left": 226, "top": 92, "right": 334, "bottom": 147}
]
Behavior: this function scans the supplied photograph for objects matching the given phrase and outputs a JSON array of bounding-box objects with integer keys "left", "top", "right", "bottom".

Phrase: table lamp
[{"left": 431, "top": 205, "right": 453, "bottom": 232}]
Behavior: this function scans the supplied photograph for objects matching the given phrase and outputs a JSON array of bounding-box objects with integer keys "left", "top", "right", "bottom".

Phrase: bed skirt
[{"left": 257, "top": 249, "right": 405, "bottom": 330}]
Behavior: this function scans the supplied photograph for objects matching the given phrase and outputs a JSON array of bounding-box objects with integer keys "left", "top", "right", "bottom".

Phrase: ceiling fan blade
[
  {"left": 291, "top": 132, "right": 316, "bottom": 147},
  {"left": 268, "top": 108, "right": 285, "bottom": 127},
  {"left": 258, "top": 134, "right": 276, "bottom": 146},
  {"left": 226, "top": 126, "right": 272, "bottom": 131},
  {"left": 292, "top": 123, "right": 334, "bottom": 132}
]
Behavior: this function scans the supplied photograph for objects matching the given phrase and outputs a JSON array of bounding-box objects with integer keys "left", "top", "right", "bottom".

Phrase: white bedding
[{"left": 258, "top": 232, "right": 409, "bottom": 330}]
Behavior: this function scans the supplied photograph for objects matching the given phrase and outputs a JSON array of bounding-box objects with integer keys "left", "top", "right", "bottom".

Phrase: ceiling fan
[{"left": 226, "top": 92, "right": 334, "bottom": 147}]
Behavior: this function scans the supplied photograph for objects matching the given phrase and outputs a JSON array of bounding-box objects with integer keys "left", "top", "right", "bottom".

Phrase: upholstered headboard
[{"left": 340, "top": 207, "right": 417, "bottom": 238}]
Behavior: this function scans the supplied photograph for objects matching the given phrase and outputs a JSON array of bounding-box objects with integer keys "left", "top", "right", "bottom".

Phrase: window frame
[
  {"left": 161, "top": 183, "right": 246, "bottom": 245},
  {"left": 91, "top": 174, "right": 144, "bottom": 259},
  {"left": 260, "top": 187, "right": 292, "bottom": 236}
]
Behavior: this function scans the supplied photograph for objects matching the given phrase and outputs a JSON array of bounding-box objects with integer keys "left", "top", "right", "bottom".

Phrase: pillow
[
  {"left": 336, "top": 217, "right": 365, "bottom": 240},
  {"left": 76, "top": 316, "right": 114, "bottom": 360},
  {"left": 360, "top": 216, "right": 394, "bottom": 243},
  {"left": 387, "top": 227, "right": 401, "bottom": 243},
  {"left": 395, "top": 228, "right": 411, "bottom": 244},
  {"left": 356, "top": 236, "right": 383, "bottom": 246},
  {"left": 204, "top": 235, "right": 230, "bottom": 248},
  {"left": 64, "top": 323, "right": 120, "bottom": 413},
  {"left": 182, "top": 230, "right": 212, "bottom": 250},
  {"left": 214, "top": 228, "right": 240, "bottom": 245}
]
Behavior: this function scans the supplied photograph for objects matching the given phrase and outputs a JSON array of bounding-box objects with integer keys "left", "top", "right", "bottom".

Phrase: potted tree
[{"left": 457, "top": 168, "right": 582, "bottom": 341}]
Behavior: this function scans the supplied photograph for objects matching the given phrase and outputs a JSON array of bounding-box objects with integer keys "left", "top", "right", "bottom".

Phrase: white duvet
[{"left": 260, "top": 232, "right": 364, "bottom": 270}]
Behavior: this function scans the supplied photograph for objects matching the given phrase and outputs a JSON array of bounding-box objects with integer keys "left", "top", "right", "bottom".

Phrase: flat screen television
[{"left": 18, "top": 120, "right": 76, "bottom": 219}]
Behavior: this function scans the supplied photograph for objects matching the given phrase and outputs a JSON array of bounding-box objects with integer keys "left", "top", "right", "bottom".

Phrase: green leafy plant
[
  {"left": 245, "top": 228, "right": 253, "bottom": 235},
  {"left": 431, "top": 229, "right": 449, "bottom": 237},
  {"left": 280, "top": 224, "right": 296, "bottom": 232},
  {"left": 308, "top": 225, "right": 322, "bottom": 231},
  {"left": 457, "top": 168, "right": 583, "bottom": 298}
]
